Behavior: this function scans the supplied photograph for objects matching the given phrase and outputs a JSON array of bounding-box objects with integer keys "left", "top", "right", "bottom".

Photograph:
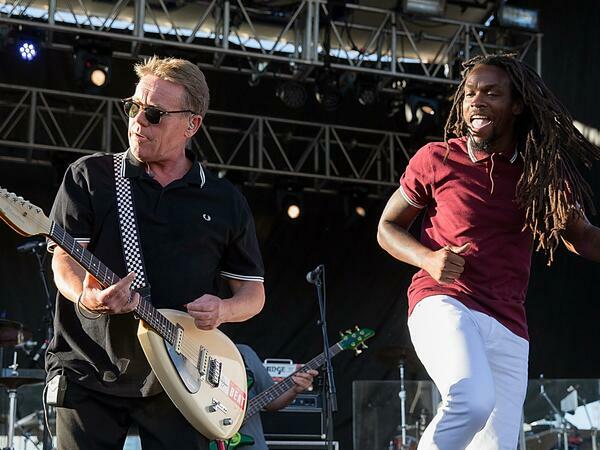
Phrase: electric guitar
[
  {"left": 210, "top": 327, "right": 375, "bottom": 450},
  {"left": 0, "top": 188, "right": 247, "bottom": 440}
]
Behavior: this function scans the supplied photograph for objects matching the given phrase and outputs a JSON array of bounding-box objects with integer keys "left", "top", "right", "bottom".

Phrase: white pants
[{"left": 408, "top": 295, "right": 529, "bottom": 450}]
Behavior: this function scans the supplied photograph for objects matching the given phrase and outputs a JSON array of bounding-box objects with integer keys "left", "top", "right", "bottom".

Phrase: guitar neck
[
  {"left": 244, "top": 343, "right": 343, "bottom": 421},
  {"left": 49, "top": 223, "right": 177, "bottom": 345}
]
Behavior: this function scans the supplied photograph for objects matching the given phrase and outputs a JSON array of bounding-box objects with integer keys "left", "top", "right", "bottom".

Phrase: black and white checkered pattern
[{"left": 113, "top": 153, "right": 147, "bottom": 290}]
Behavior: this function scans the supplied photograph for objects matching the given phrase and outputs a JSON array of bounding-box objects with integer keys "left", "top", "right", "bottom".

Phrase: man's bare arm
[
  {"left": 186, "top": 279, "right": 265, "bottom": 330},
  {"left": 562, "top": 213, "right": 600, "bottom": 262},
  {"left": 51, "top": 246, "right": 139, "bottom": 314},
  {"left": 377, "top": 188, "right": 469, "bottom": 284}
]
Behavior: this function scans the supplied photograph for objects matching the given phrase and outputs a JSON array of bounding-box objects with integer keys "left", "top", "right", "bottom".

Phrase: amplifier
[
  {"left": 266, "top": 441, "right": 339, "bottom": 450},
  {"left": 286, "top": 393, "right": 321, "bottom": 411},
  {"left": 262, "top": 408, "right": 324, "bottom": 440}
]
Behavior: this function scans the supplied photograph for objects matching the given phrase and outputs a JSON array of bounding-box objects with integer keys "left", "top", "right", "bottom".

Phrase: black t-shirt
[{"left": 46, "top": 150, "right": 264, "bottom": 397}]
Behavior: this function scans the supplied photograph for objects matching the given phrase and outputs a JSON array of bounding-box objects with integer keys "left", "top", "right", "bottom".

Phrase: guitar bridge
[{"left": 207, "top": 357, "right": 222, "bottom": 387}]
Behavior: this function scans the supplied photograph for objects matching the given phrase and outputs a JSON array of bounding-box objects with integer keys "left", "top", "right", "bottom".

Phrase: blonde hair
[{"left": 134, "top": 56, "right": 210, "bottom": 117}]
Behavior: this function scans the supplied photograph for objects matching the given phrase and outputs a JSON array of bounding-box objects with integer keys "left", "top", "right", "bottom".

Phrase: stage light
[
  {"left": 402, "top": 0, "right": 446, "bottom": 16},
  {"left": 286, "top": 202, "right": 301, "bottom": 219},
  {"left": 497, "top": 5, "right": 539, "bottom": 31},
  {"left": 17, "top": 40, "right": 37, "bottom": 62},
  {"left": 404, "top": 95, "right": 438, "bottom": 124},
  {"left": 343, "top": 186, "right": 368, "bottom": 222},
  {"left": 277, "top": 184, "right": 303, "bottom": 220},
  {"left": 356, "top": 83, "right": 378, "bottom": 107},
  {"left": 74, "top": 39, "right": 112, "bottom": 93},
  {"left": 315, "top": 71, "right": 341, "bottom": 111},
  {"left": 276, "top": 81, "right": 307, "bottom": 109},
  {"left": 281, "top": 194, "right": 302, "bottom": 220}
]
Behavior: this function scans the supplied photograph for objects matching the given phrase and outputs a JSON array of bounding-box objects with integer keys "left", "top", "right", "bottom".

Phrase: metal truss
[
  {"left": 0, "top": 83, "right": 415, "bottom": 192},
  {"left": 0, "top": 1, "right": 542, "bottom": 85}
]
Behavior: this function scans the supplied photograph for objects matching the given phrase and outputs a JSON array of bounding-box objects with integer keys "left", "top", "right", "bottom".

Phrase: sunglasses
[{"left": 122, "top": 98, "right": 197, "bottom": 125}]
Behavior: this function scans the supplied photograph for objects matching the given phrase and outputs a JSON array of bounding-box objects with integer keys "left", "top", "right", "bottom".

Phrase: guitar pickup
[
  {"left": 206, "top": 358, "right": 222, "bottom": 387},
  {"left": 197, "top": 348, "right": 208, "bottom": 376},
  {"left": 174, "top": 325, "right": 184, "bottom": 355}
]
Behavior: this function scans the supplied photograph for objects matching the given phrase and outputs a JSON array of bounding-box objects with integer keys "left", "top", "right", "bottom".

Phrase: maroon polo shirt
[{"left": 400, "top": 137, "right": 532, "bottom": 340}]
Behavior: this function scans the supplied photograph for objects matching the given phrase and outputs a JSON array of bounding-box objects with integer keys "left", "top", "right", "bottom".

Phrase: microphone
[
  {"left": 16, "top": 239, "right": 45, "bottom": 253},
  {"left": 305, "top": 264, "right": 324, "bottom": 284}
]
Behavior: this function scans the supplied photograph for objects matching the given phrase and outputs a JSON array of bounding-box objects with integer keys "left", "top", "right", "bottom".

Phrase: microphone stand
[
  {"left": 24, "top": 245, "right": 55, "bottom": 450},
  {"left": 309, "top": 265, "right": 337, "bottom": 450}
]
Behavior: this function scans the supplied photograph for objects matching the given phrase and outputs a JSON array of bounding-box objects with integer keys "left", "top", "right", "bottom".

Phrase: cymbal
[
  {"left": 0, "top": 368, "right": 45, "bottom": 389},
  {"left": 0, "top": 320, "right": 32, "bottom": 347}
]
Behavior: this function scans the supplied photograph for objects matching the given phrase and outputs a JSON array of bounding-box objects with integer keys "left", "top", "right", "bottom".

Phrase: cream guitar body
[
  {"left": 0, "top": 187, "right": 247, "bottom": 440},
  {"left": 138, "top": 309, "right": 247, "bottom": 439}
]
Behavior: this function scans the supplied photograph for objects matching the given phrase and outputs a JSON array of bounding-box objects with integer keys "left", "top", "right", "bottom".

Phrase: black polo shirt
[{"left": 46, "top": 150, "right": 264, "bottom": 397}]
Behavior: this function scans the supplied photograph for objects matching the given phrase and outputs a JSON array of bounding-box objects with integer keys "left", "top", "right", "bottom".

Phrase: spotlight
[
  {"left": 17, "top": 40, "right": 38, "bottom": 62},
  {"left": 277, "top": 184, "right": 303, "bottom": 220},
  {"left": 89, "top": 67, "right": 109, "bottom": 87},
  {"left": 286, "top": 202, "right": 301, "bottom": 220},
  {"left": 74, "top": 39, "right": 112, "bottom": 93},
  {"left": 281, "top": 193, "right": 302, "bottom": 220},
  {"left": 343, "top": 186, "right": 368, "bottom": 221},
  {"left": 315, "top": 71, "right": 341, "bottom": 111},
  {"left": 276, "top": 81, "right": 307, "bottom": 109},
  {"left": 404, "top": 95, "right": 438, "bottom": 125},
  {"left": 356, "top": 82, "right": 378, "bottom": 107}
]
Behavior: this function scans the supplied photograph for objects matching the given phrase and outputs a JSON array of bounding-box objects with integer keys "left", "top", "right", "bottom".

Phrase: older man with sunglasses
[{"left": 47, "top": 56, "right": 265, "bottom": 449}]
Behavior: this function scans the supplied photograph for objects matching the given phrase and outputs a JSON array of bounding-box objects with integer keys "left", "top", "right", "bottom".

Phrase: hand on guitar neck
[
  {"left": 262, "top": 369, "right": 318, "bottom": 412},
  {"left": 52, "top": 247, "right": 140, "bottom": 315}
]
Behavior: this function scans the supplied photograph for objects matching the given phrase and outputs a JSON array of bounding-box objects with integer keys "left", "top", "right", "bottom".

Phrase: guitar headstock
[
  {"left": 338, "top": 326, "right": 375, "bottom": 355},
  {"left": 0, "top": 188, "right": 52, "bottom": 237}
]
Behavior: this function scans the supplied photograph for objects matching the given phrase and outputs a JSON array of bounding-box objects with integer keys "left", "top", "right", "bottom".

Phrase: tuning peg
[
  {"left": 361, "top": 343, "right": 368, "bottom": 349},
  {"left": 354, "top": 325, "right": 360, "bottom": 331},
  {"left": 345, "top": 329, "right": 352, "bottom": 335},
  {"left": 339, "top": 331, "right": 345, "bottom": 338},
  {"left": 354, "top": 348, "right": 363, "bottom": 355}
]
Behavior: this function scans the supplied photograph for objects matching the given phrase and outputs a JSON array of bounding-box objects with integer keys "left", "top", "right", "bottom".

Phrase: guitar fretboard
[
  {"left": 50, "top": 222, "right": 177, "bottom": 345},
  {"left": 243, "top": 343, "right": 343, "bottom": 422}
]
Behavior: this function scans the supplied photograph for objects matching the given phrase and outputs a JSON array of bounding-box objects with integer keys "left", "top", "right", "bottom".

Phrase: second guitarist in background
[
  {"left": 235, "top": 345, "right": 318, "bottom": 450},
  {"left": 48, "top": 56, "right": 265, "bottom": 450}
]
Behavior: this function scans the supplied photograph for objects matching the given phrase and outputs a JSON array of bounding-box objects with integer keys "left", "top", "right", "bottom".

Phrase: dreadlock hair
[{"left": 444, "top": 54, "right": 600, "bottom": 264}]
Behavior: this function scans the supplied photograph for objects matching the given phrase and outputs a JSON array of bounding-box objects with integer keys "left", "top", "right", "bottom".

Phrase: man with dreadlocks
[{"left": 377, "top": 53, "right": 600, "bottom": 450}]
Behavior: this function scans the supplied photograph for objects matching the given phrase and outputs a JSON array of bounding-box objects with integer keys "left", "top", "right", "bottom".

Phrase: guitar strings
[{"left": 17, "top": 209, "right": 226, "bottom": 376}]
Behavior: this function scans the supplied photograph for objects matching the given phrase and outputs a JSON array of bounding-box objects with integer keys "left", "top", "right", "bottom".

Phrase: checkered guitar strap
[{"left": 113, "top": 152, "right": 151, "bottom": 295}]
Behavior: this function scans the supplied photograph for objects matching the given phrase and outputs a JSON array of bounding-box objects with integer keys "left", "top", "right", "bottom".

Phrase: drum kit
[
  {"left": 0, "top": 318, "right": 47, "bottom": 450},
  {"left": 376, "top": 346, "right": 431, "bottom": 450},
  {"left": 523, "top": 381, "right": 599, "bottom": 450},
  {"left": 0, "top": 238, "right": 55, "bottom": 450}
]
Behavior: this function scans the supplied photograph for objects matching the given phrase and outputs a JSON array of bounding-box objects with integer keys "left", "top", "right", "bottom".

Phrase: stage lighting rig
[
  {"left": 12, "top": 28, "right": 43, "bottom": 63},
  {"left": 276, "top": 183, "right": 303, "bottom": 220},
  {"left": 315, "top": 70, "right": 342, "bottom": 112},
  {"left": 356, "top": 81, "right": 378, "bottom": 107},
  {"left": 276, "top": 81, "right": 307, "bottom": 109},
  {"left": 73, "top": 39, "right": 112, "bottom": 93},
  {"left": 404, "top": 95, "right": 438, "bottom": 125},
  {"left": 17, "top": 41, "right": 37, "bottom": 62}
]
